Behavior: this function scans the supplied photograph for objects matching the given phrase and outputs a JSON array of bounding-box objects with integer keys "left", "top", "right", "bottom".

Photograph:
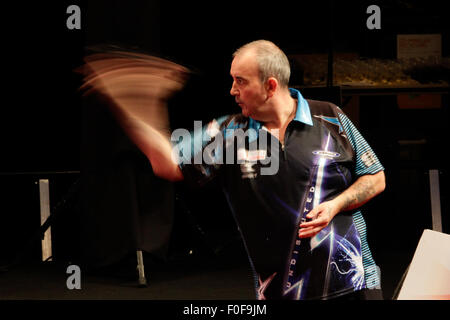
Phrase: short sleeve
[
  {"left": 172, "top": 115, "right": 230, "bottom": 186},
  {"left": 338, "top": 112, "right": 384, "bottom": 177}
]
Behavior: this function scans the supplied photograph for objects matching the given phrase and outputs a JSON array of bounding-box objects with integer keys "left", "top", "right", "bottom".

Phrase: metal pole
[
  {"left": 428, "top": 169, "right": 442, "bottom": 232},
  {"left": 136, "top": 250, "right": 147, "bottom": 287},
  {"left": 39, "top": 179, "right": 52, "bottom": 262}
]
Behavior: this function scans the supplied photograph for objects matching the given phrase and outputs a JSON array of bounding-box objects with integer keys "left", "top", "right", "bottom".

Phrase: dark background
[{"left": 1, "top": 0, "right": 448, "bottom": 300}]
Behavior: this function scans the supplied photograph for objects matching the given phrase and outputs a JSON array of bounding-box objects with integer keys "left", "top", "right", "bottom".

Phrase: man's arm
[
  {"left": 78, "top": 50, "right": 188, "bottom": 182},
  {"left": 108, "top": 99, "right": 184, "bottom": 182},
  {"left": 298, "top": 170, "right": 385, "bottom": 238}
]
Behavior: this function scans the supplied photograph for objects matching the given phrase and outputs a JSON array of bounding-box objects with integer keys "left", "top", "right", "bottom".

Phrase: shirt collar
[
  {"left": 248, "top": 88, "right": 313, "bottom": 130},
  {"left": 289, "top": 88, "right": 313, "bottom": 126}
]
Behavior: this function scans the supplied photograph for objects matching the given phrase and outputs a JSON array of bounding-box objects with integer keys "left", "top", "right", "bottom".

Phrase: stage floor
[
  {"left": 0, "top": 250, "right": 411, "bottom": 301},
  {"left": 0, "top": 255, "right": 256, "bottom": 300}
]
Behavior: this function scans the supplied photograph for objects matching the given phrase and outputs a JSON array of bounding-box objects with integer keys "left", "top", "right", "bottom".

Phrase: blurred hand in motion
[
  {"left": 78, "top": 48, "right": 189, "bottom": 132},
  {"left": 76, "top": 47, "right": 190, "bottom": 181}
]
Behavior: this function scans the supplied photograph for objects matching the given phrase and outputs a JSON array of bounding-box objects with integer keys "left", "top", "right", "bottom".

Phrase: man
[{"left": 82, "top": 40, "right": 385, "bottom": 300}]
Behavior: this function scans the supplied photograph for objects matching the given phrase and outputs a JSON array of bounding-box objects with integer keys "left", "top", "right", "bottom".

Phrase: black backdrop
[
  {"left": 1, "top": 0, "right": 448, "bottom": 171},
  {"left": 1, "top": 1, "right": 448, "bottom": 297}
]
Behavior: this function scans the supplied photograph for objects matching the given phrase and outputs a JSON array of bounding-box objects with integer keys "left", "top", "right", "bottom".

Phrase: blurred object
[
  {"left": 397, "top": 34, "right": 441, "bottom": 60},
  {"left": 77, "top": 45, "right": 189, "bottom": 270},
  {"left": 78, "top": 45, "right": 189, "bottom": 135},
  {"left": 290, "top": 54, "right": 449, "bottom": 87},
  {"left": 395, "top": 34, "right": 446, "bottom": 109},
  {"left": 396, "top": 229, "right": 450, "bottom": 300},
  {"left": 396, "top": 56, "right": 448, "bottom": 108}
]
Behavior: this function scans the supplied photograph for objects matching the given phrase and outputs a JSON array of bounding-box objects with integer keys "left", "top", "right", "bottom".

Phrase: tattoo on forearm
[{"left": 343, "top": 179, "right": 376, "bottom": 210}]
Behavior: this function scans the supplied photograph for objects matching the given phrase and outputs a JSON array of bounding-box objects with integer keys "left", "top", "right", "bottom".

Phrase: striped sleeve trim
[
  {"left": 352, "top": 210, "right": 381, "bottom": 289},
  {"left": 338, "top": 113, "right": 384, "bottom": 177}
]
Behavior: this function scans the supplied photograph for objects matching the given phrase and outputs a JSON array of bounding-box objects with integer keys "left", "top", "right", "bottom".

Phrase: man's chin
[{"left": 240, "top": 108, "right": 250, "bottom": 118}]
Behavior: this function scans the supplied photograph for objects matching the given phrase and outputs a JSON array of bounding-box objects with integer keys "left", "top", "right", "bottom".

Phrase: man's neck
[
  {"left": 261, "top": 89, "right": 297, "bottom": 144},
  {"left": 263, "top": 90, "right": 297, "bottom": 130}
]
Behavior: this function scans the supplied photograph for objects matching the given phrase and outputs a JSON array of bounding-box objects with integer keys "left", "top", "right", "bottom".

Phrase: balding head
[{"left": 232, "top": 40, "right": 291, "bottom": 88}]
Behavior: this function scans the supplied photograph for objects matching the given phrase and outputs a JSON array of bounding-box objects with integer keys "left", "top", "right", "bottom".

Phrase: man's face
[{"left": 229, "top": 52, "right": 267, "bottom": 118}]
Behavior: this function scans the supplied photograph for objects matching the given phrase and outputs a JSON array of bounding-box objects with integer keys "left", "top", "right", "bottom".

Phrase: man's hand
[
  {"left": 298, "top": 200, "right": 339, "bottom": 238},
  {"left": 298, "top": 171, "right": 385, "bottom": 238}
]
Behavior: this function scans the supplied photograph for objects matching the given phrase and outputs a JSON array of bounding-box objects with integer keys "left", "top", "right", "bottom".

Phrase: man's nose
[{"left": 230, "top": 82, "right": 238, "bottom": 96}]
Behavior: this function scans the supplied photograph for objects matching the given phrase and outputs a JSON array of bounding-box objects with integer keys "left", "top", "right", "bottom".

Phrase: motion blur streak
[{"left": 77, "top": 47, "right": 190, "bottom": 134}]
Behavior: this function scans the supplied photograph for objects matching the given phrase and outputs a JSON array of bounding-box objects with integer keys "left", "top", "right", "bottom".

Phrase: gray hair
[{"left": 233, "top": 40, "right": 291, "bottom": 88}]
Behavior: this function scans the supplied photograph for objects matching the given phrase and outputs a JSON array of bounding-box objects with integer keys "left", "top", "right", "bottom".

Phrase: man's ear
[{"left": 265, "top": 77, "right": 278, "bottom": 98}]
